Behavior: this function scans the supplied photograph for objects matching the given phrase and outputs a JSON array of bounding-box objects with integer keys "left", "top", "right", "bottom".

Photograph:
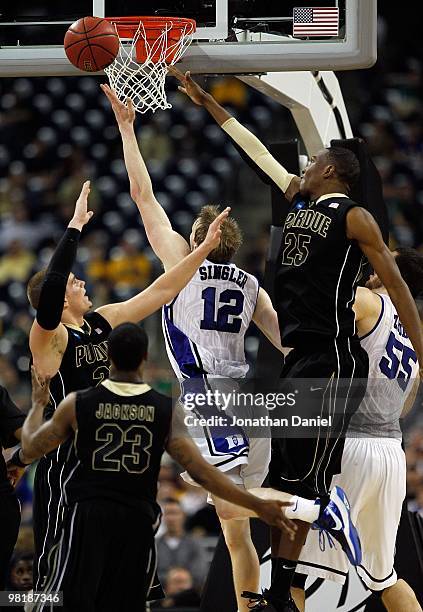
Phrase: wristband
[
  {"left": 36, "top": 227, "right": 81, "bottom": 330},
  {"left": 10, "top": 447, "right": 29, "bottom": 468}
]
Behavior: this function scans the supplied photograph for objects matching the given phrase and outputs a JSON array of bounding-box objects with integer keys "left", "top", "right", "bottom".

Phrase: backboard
[{"left": 0, "top": 0, "right": 376, "bottom": 76}]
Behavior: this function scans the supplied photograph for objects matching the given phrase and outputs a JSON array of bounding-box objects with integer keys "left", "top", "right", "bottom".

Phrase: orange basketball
[{"left": 64, "top": 16, "right": 120, "bottom": 72}]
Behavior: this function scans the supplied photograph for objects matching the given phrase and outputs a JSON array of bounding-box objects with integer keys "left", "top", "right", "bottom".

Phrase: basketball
[{"left": 64, "top": 16, "right": 119, "bottom": 72}]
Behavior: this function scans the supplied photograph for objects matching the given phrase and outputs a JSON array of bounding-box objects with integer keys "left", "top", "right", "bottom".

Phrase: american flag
[{"left": 293, "top": 7, "right": 339, "bottom": 37}]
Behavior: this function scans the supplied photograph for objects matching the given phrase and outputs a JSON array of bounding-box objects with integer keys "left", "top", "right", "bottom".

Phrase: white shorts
[
  {"left": 182, "top": 435, "right": 271, "bottom": 501},
  {"left": 181, "top": 376, "right": 271, "bottom": 496},
  {"left": 297, "top": 437, "right": 406, "bottom": 591}
]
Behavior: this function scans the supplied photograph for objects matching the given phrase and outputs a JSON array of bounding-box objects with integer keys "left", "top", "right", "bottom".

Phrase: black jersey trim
[
  {"left": 359, "top": 293, "right": 385, "bottom": 341},
  {"left": 357, "top": 564, "right": 395, "bottom": 584},
  {"left": 297, "top": 560, "right": 348, "bottom": 577}
]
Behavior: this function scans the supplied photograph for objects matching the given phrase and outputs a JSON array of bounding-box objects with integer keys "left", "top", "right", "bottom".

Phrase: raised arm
[
  {"left": 253, "top": 288, "right": 287, "bottom": 354},
  {"left": 29, "top": 181, "right": 93, "bottom": 378},
  {"left": 168, "top": 67, "right": 301, "bottom": 203},
  {"left": 347, "top": 207, "right": 423, "bottom": 378},
  {"left": 101, "top": 84, "right": 189, "bottom": 269},
  {"left": 21, "top": 368, "right": 76, "bottom": 463},
  {"left": 96, "top": 207, "right": 230, "bottom": 327}
]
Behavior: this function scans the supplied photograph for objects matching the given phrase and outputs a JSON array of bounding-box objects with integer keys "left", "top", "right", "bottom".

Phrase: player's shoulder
[
  {"left": 75, "top": 385, "right": 101, "bottom": 402},
  {"left": 86, "top": 310, "right": 113, "bottom": 334},
  {"left": 146, "top": 387, "right": 173, "bottom": 407}
]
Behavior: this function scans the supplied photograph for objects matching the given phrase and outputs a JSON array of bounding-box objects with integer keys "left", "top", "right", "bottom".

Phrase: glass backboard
[{"left": 0, "top": 0, "right": 376, "bottom": 76}]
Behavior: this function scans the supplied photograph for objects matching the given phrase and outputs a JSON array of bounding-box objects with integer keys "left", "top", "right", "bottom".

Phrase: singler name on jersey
[
  {"left": 95, "top": 402, "right": 155, "bottom": 421},
  {"left": 199, "top": 264, "right": 248, "bottom": 289}
]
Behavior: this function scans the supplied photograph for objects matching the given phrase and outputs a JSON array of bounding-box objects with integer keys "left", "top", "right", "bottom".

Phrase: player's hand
[
  {"left": 201, "top": 207, "right": 231, "bottom": 253},
  {"left": 255, "top": 500, "right": 298, "bottom": 540},
  {"left": 31, "top": 366, "right": 51, "bottom": 410},
  {"left": 101, "top": 83, "right": 136, "bottom": 127},
  {"left": 168, "top": 67, "right": 207, "bottom": 106},
  {"left": 69, "top": 181, "right": 94, "bottom": 230},
  {"left": 6, "top": 461, "right": 26, "bottom": 488}
]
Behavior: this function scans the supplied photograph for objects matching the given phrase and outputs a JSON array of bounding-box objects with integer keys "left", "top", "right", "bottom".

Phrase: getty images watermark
[
  {"left": 172, "top": 377, "right": 388, "bottom": 438},
  {"left": 182, "top": 388, "right": 327, "bottom": 428}
]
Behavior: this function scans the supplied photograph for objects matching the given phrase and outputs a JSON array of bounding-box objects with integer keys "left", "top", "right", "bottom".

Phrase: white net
[{"left": 105, "top": 20, "right": 195, "bottom": 114}]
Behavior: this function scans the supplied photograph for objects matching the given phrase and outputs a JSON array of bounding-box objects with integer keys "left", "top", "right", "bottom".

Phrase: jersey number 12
[{"left": 200, "top": 288, "right": 244, "bottom": 333}]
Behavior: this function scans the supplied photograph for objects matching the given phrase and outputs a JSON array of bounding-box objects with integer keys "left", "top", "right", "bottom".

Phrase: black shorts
[
  {"left": 0, "top": 493, "right": 20, "bottom": 590},
  {"left": 35, "top": 499, "right": 158, "bottom": 612},
  {"left": 33, "top": 452, "right": 164, "bottom": 602},
  {"left": 269, "top": 337, "right": 369, "bottom": 499}
]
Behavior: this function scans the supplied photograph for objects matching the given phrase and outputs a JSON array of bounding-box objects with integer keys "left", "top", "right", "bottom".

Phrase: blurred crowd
[{"left": 1, "top": 8, "right": 423, "bottom": 605}]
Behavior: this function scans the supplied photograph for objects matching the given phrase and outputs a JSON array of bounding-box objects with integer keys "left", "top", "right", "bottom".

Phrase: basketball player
[
  {"left": 169, "top": 69, "right": 423, "bottom": 612},
  {"left": 10, "top": 180, "right": 230, "bottom": 592},
  {"left": 0, "top": 385, "right": 26, "bottom": 589},
  {"left": 21, "top": 323, "right": 295, "bottom": 612},
  {"left": 102, "top": 84, "right": 364, "bottom": 612},
  {"left": 292, "top": 247, "right": 423, "bottom": 612}
]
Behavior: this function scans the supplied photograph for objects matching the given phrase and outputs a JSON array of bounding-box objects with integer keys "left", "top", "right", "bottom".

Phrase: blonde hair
[{"left": 194, "top": 205, "right": 243, "bottom": 263}]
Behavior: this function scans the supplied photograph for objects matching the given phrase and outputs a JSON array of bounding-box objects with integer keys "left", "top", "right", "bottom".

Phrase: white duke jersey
[
  {"left": 162, "top": 259, "right": 259, "bottom": 379},
  {"left": 348, "top": 293, "right": 418, "bottom": 439}
]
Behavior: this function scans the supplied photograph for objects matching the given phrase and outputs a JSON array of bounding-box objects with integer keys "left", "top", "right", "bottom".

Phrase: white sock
[{"left": 285, "top": 495, "right": 320, "bottom": 523}]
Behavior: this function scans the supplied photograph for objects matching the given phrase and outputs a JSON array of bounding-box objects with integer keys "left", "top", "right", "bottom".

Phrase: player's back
[
  {"left": 162, "top": 259, "right": 259, "bottom": 378},
  {"left": 64, "top": 380, "right": 173, "bottom": 521},
  {"left": 349, "top": 293, "right": 418, "bottom": 438}
]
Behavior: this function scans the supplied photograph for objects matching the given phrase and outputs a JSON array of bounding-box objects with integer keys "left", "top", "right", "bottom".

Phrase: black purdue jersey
[
  {"left": 275, "top": 194, "right": 365, "bottom": 347},
  {"left": 47, "top": 311, "right": 111, "bottom": 418},
  {"left": 64, "top": 380, "right": 173, "bottom": 522}
]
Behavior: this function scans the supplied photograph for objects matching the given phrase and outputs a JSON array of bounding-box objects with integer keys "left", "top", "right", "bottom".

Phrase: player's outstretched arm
[
  {"left": 166, "top": 404, "right": 296, "bottom": 536},
  {"left": 96, "top": 208, "right": 230, "bottom": 327},
  {"left": 347, "top": 207, "right": 423, "bottom": 378},
  {"left": 101, "top": 84, "right": 190, "bottom": 269},
  {"left": 168, "top": 67, "right": 300, "bottom": 203},
  {"left": 253, "top": 288, "right": 290, "bottom": 354},
  {"left": 29, "top": 181, "right": 93, "bottom": 378},
  {"left": 21, "top": 368, "right": 76, "bottom": 463}
]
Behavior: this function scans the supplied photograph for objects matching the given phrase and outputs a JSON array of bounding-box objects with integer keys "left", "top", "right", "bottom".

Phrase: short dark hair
[
  {"left": 107, "top": 323, "right": 148, "bottom": 371},
  {"left": 27, "top": 269, "right": 47, "bottom": 309},
  {"left": 395, "top": 247, "right": 423, "bottom": 298},
  {"left": 326, "top": 146, "right": 360, "bottom": 190}
]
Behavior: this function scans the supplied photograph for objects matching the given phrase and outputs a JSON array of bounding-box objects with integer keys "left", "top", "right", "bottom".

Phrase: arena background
[{"left": 1, "top": 3, "right": 423, "bottom": 610}]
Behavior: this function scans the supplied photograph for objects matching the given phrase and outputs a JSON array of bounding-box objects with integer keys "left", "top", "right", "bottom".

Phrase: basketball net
[{"left": 105, "top": 19, "right": 195, "bottom": 114}]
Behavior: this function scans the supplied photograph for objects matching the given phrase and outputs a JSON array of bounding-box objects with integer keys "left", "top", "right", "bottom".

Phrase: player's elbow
[{"left": 20, "top": 436, "right": 37, "bottom": 464}]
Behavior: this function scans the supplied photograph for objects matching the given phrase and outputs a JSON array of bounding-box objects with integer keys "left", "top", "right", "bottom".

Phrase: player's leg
[
  {"left": 96, "top": 502, "right": 155, "bottom": 611},
  {"left": 290, "top": 573, "right": 306, "bottom": 612},
  {"left": 34, "top": 501, "right": 104, "bottom": 612},
  {"left": 256, "top": 342, "right": 368, "bottom": 611},
  {"left": 0, "top": 494, "right": 20, "bottom": 589},
  {"left": 212, "top": 501, "right": 260, "bottom": 612},
  {"left": 32, "top": 456, "right": 54, "bottom": 590},
  {"left": 381, "top": 579, "right": 422, "bottom": 612}
]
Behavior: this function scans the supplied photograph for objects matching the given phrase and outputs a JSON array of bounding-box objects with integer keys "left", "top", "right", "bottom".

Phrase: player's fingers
[
  {"left": 177, "top": 86, "right": 188, "bottom": 95},
  {"left": 167, "top": 65, "right": 183, "bottom": 80},
  {"left": 127, "top": 98, "right": 135, "bottom": 112}
]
